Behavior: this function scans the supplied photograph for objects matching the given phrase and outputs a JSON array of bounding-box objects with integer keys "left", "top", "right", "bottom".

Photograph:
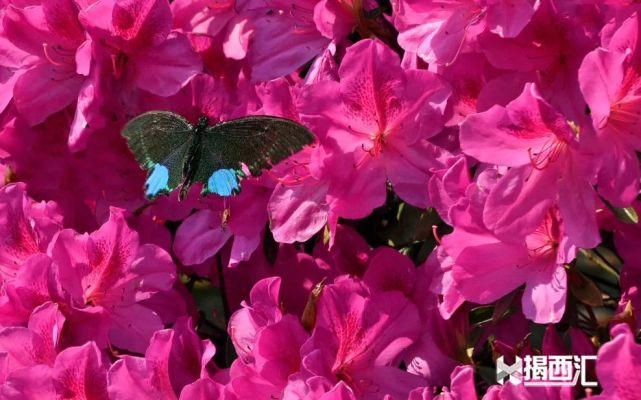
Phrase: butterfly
[{"left": 122, "top": 111, "right": 315, "bottom": 199}]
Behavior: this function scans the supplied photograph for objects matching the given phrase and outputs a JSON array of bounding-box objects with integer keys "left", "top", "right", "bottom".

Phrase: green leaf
[
  {"left": 612, "top": 205, "right": 638, "bottom": 224},
  {"left": 600, "top": 195, "right": 639, "bottom": 224},
  {"left": 192, "top": 279, "right": 227, "bottom": 331},
  {"left": 568, "top": 268, "right": 604, "bottom": 307}
]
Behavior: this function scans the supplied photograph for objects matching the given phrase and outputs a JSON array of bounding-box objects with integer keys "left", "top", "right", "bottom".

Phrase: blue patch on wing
[
  {"left": 145, "top": 164, "right": 170, "bottom": 197},
  {"left": 207, "top": 169, "right": 239, "bottom": 196}
]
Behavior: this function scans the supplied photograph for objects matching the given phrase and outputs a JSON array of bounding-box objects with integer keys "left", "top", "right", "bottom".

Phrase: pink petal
[
  {"left": 133, "top": 32, "right": 202, "bottom": 97},
  {"left": 268, "top": 180, "right": 329, "bottom": 244},
  {"left": 112, "top": 0, "right": 172, "bottom": 51},
  {"left": 173, "top": 209, "right": 232, "bottom": 266},
  {"left": 179, "top": 378, "right": 224, "bottom": 400},
  {"left": 248, "top": 4, "right": 330, "bottom": 82},
  {"left": 486, "top": 0, "right": 539, "bottom": 38},
  {"left": 445, "top": 229, "right": 528, "bottom": 304},
  {"left": 522, "top": 266, "right": 567, "bottom": 323},
  {"left": 578, "top": 49, "right": 626, "bottom": 128},
  {"left": 557, "top": 168, "right": 600, "bottom": 249},
  {"left": 483, "top": 165, "right": 557, "bottom": 240},
  {"left": 42, "top": 0, "right": 86, "bottom": 47},
  {"left": 52, "top": 342, "right": 108, "bottom": 400},
  {"left": 109, "top": 304, "right": 164, "bottom": 353},
  {"left": 596, "top": 323, "right": 641, "bottom": 397},
  {"left": 460, "top": 83, "right": 556, "bottom": 167},
  {"left": 13, "top": 64, "right": 83, "bottom": 125}
]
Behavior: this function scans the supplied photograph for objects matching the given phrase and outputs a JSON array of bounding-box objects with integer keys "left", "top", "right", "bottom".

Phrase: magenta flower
[
  {"left": 51, "top": 341, "right": 109, "bottom": 400},
  {"left": 0, "top": 183, "right": 61, "bottom": 281},
  {"left": 228, "top": 277, "right": 283, "bottom": 363},
  {"left": 460, "top": 82, "right": 600, "bottom": 248},
  {"left": 244, "top": 0, "right": 332, "bottom": 82},
  {"left": 300, "top": 39, "right": 451, "bottom": 218},
  {"left": 478, "top": 0, "right": 599, "bottom": 120},
  {"left": 579, "top": 12, "right": 641, "bottom": 206},
  {"left": 591, "top": 323, "right": 641, "bottom": 399},
  {"left": 69, "top": 0, "right": 202, "bottom": 146},
  {"left": 443, "top": 204, "right": 572, "bottom": 323},
  {"left": 47, "top": 208, "right": 177, "bottom": 352},
  {"left": 392, "top": 0, "right": 540, "bottom": 65},
  {"left": 408, "top": 365, "right": 477, "bottom": 400},
  {"left": 0, "top": 0, "right": 90, "bottom": 125},
  {"left": 0, "top": 302, "right": 109, "bottom": 399},
  {"left": 0, "top": 302, "right": 63, "bottom": 374},
  {"left": 108, "top": 318, "right": 216, "bottom": 399},
  {"left": 228, "top": 315, "right": 308, "bottom": 398},
  {"left": 80, "top": 0, "right": 202, "bottom": 97},
  {"left": 292, "top": 277, "right": 424, "bottom": 398}
]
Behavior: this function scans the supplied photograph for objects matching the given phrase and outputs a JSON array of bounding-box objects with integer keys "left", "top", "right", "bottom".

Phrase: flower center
[{"left": 527, "top": 137, "right": 567, "bottom": 170}]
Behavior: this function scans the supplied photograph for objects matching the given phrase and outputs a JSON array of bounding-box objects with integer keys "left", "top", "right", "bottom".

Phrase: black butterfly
[{"left": 122, "top": 111, "right": 315, "bottom": 199}]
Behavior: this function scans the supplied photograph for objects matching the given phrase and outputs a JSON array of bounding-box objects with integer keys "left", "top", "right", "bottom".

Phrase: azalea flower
[{"left": 460, "top": 82, "right": 600, "bottom": 248}]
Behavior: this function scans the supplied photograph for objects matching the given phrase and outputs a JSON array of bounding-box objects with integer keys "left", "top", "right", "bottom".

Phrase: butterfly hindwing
[{"left": 122, "top": 111, "right": 193, "bottom": 197}]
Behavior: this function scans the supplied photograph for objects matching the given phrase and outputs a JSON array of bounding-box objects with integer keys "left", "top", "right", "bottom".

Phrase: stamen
[
  {"left": 432, "top": 225, "right": 441, "bottom": 244},
  {"left": 42, "top": 43, "right": 68, "bottom": 67},
  {"left": 527, "top": 138, "right": 566, "bottom": 170}
]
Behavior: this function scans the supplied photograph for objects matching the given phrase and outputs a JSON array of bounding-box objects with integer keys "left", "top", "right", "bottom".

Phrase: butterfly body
[{"left": 122, "top": 111, "right": 314, "bottom": 199}]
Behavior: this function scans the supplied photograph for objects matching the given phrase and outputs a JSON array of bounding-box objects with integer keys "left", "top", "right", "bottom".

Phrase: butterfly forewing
[{"left": 122, "top": 111, "right": 193, "bottom": 197}]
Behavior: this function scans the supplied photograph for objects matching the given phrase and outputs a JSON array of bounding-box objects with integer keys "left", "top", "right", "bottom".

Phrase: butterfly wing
[
  {"left": 195, "top": 116, "right": 315, "bottom": 196},
  {"left": 122, "top": 111, "right": 193, "bottom": 198}
]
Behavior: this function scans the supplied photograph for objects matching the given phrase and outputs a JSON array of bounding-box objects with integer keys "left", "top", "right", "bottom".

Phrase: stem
[{"left": 216, "top": 253, "right": 231, "bottom": 323}]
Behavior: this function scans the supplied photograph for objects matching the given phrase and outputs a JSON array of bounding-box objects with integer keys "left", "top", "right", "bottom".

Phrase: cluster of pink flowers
[{"left": 0, "top": 0, "right": 640, "bottom": 398}]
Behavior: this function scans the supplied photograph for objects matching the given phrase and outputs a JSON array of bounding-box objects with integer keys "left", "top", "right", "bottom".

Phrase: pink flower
[
  {"left": 0, "top": 302, "right": 108, "bottom": 399},
  {"left": 0, "top": 116, "right": 144, "bottom": 232},
  {"left": 483, "top": 382, "right": 574, "bottom": 400},
  {"left": 81, "top": 0, "right": 202, "bottom": 96},
  {"left": 408, "top": 365, "right": 477, "bottom": 400},
  {"left": 52, "top": 341, "right": 109, "bottom": 400},
  {"left": 47, "top": 208, "right": 177, "bottom": 352},
  {"left": 173, "top": 180, "right": 272, "bottom": 267},
  {"left": 300, "top": 39, "right": 451, "bottom": 219},
  {"left": 0, "top": 0, "right": 90, "bottom": 125},
  {"left": 291, "top": 277, "right": 424, "bottom": 398},
  {"left": 312, "top": 224, "right": 372, "bottom": 277},
  {"left": 427, "top": 155, "right": 472, "bottom": 225},
  {"left": 0, "top": 183, "right": 62, "bottom": 281},
  {"left": 590, "top": 323, "right": 641, "bottom": 400},
  {"left": 0, "top": 302, "right": 64, "bottom": 374},
  {"left": 313, "top": 0, "right": 357, "bottom": 43},
  {"left": 0, "top": 254, "right": 56, "bottom": 325},
  {"left": 478, "top": 0, "right": 599, "bottom": 120},
  {"left": 228, "top": 315, "right": 308, "bottom": 398},
  {"left": 579, "top": 12, "right": 641, "bottom": 206},
  {"left": 443, "top": 205, "right": 572, "bottom": 323},
  {"left": 228, "top": 277, "right": 283, "bottom": 363},
  {"left": 108, "top": 318, "right": 216, "bottom": 399},
  {"left": 72, "top": 0, "right": 202, "bottom": 146},
  {"left": 244, "top": 0, "right": 331, "bottom": 82},
  {"left": 460, "top": 82, "right": 600, "bottom": 248},
  {"left": 392, "top": 0, "right": 540, "bottom": 65},
  {"left": 179, "top": 378, "right": 225, "bottom": 400}
]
